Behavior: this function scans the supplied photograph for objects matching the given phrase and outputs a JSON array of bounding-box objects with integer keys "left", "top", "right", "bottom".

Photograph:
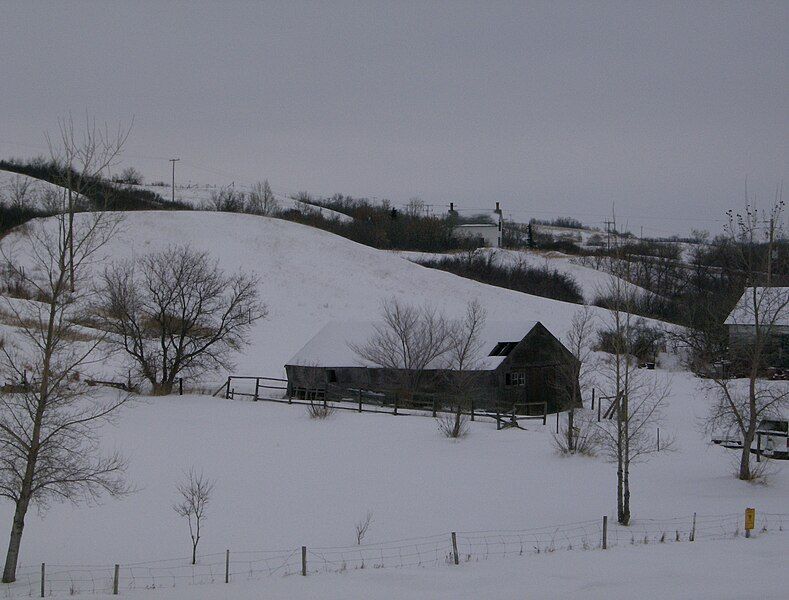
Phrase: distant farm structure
[
  {"left": 284, "top": 320, "right": 578, "bottom": 415},
  {"left": 725, "top": 286, "right": 789, "bottom": 369},
  {"left": 449, "top": 202, "right": 503, "bottom": 248}
]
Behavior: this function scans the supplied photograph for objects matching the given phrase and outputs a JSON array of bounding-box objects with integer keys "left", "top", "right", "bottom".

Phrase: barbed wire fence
[{"left": 1, "top": 511, "right": 784, "bottom": 598}]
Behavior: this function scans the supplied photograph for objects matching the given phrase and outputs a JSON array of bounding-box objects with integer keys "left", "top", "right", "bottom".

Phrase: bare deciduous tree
[
  {"left": 439, "top": 300, "right": 486, "bottom": 438},
  {"left": 2, "top": 175, "right": 34, "bottom": 211},
  {"left": 208, "top": 187, "right": 245, "bottom": 212},
  {"left": 681, "top": 199, "right": 788, "bottom": 480},
  {"left": 0, "top": 212, "right": 129, "bottom": 583},
  {"left": 247, "top": 180, "right": 278, "bottom": 215},
  {"left": 553, "top": 305, "right": 598, "bottom": 454},
  {"left": 354, "top": 510, "right": 374, "bottom": 545},
  {"left": 46, "top": 113, "right": 133, "bottom": 291},
  {"left": 94, "top": 245, "right": 267, "bottom": 395},
  {"left": 595, "top": 276, "right": 672, "bottom": 525},
  {"left": 173, "top": 469, "right": 215, "bottom": 565},
  {"left": 405, "top": 197, "right": 426, "bottom": 217},
  {"left": 350, "top": 300, "right": 452, "bottom": 399},
  {"left": 116, "top": 166, "right": 144, "bottom": 185}
]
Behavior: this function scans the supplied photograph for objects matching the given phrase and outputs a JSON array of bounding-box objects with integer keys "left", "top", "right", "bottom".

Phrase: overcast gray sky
[{"left": 1, "top": 1, "right": 787, "bottom": 236}]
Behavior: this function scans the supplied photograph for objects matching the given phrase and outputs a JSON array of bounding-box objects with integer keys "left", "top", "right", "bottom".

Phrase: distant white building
[{"left": 451, "top": 203, "right": 503, "bottom": 248}]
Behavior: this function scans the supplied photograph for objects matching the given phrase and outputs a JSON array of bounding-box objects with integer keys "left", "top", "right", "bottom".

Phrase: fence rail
[
  {"left": 219, "top": 376, "right": 549, "bottom": 427},
  {"left": 3, "top": 511, "right": 784, "bottom": 597}
]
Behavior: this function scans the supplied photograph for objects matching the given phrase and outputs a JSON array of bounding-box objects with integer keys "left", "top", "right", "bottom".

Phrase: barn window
[
  {"left": 505, "top": 372, "right": 526, "bottom": 386},
  {"left": 490, "top": 342, "right": 518, "bottom": 356},
  {"left": 326, "top": 369, "right": 337, "bottom": 383}
]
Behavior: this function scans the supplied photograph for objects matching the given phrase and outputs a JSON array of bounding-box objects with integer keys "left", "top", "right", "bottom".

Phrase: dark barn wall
[
  {"left": 494, "top": 324, "right": 579, "bottom": 412},
  {"left": 285, "top": 323, "right": 580, "bottom": 413}
]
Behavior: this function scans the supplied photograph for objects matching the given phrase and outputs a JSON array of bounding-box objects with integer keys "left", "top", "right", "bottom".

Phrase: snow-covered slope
[
  {"left": 0, "top": 210, "right": 784, "bottom": 599},
  {"left": 401, "top": 247, "right": 653, "bottom": 304},
  {"left": 2, "top": 211, "right": 621, "bottom": 381},
  {"left": 0, "top": 169, "right": 85, "bottom": 210},
  {"left": 0, "top": 374, "right": 785, "bottom": 583},
  {"left": 126, "top": 182, "right": 353, "bottom": 222}
]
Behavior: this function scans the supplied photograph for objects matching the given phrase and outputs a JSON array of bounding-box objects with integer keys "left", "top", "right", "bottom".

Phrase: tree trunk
[
  {"left": 622, "top": 460, "right": 631, "bottom": 526},
  {"left": 739, "top": 426, "right": 756, "bottom": 480},
  {"left": 453, "top": 404, "right": 462, "bottom": 438},
  {"left": 2, "top": 497, "right": 30, "bottom": 583},
  {"left": 191, "top": 542, "right": 197, "bottom": 565},
  {"left": 152, "top": 380, "right": 174, "bottom": 396},
  {"left": 567, "top": 408, "right": 575, "bottom": 452}
]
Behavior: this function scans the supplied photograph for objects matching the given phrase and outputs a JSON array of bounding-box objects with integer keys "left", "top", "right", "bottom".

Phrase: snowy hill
[
  {"left": 0, "top": 209, "right": 785, "bottom": 599},
  {"left": 2, "top": 210, "right": 622, "bottom": 382},
  {"left": 126, "top": 182, "right": 353, "bottom": 222},
  {"left": 0, "top": 169, "right": 86, "bottom": 210},
  {"left": 400, "top": 247, "right": 653, "bottom": 304}
]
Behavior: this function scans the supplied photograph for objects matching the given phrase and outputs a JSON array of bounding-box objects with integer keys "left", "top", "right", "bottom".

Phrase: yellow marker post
[{"left": 745, "top": 507, "right": 756, "bottom": 538}]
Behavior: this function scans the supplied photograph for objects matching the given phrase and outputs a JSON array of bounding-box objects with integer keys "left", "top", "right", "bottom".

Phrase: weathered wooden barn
[{"left": 284, "top": 320, "right": 579, "bottom": 413}]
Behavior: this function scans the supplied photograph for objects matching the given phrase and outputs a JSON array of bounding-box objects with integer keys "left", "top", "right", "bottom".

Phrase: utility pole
[
  {"left": 767, "top": 216, "right": 775, "bottom": 285},
  {"left": 169, "top": 158, "right": 180, "bottom": 204},
  {"left": 603, "top": 220, "right": 615, "bottom": 252}
]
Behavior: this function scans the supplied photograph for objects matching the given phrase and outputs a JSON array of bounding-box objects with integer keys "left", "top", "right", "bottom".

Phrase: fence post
[
  {"left": 602, "top": 516, "right": 607, "bottom": 549},
  {"left": 393, "top": 394, "right": 398, "bottom": 416},
  {"left": 542, "top": 403, "right": 546, "bottom": 426},
  {"left": 690, "top": 512, "right": 696, "bottom": 542},
  {"left": 657, "top": 428, "right": 660, "bottom": 452},
  {"left": 358, "top": 389, "right": 362, "bottom": 412},
  {"left": 225, "top": 377, "right": 231, "bottom": 399},
  {"left": 597, "top": 397, "right": 602, "bottom": 422},
  {"left": 496, "top": 408, "right": 501, "bottom": 431},
  {"left": 555, "top": 410, "right": 560, "bottom": 434},
  {"left": 225, "top": 549, "right": 230, "bottom": 583},
  {"left": 591, "top": 388, "right": 595, "bottom": 410},
  {"left": 254, "top": 379, "right": 259, "bottom": 402},
  {"left": 113, "top": 564, "right": 119, "bottom": 595},
  {"left": 432, "top": 397, "right": 437, "bottom": 418},
  {"left": 470, "top": 400, "right": 475, "bottom": 422},
  {"left": 756, "top": 434, "right": 761, "bottom": 463},
  {"left": 40, "top": 563, "right": 45, "bottom": 598},
  {"left": 301, "top": 546, "right": 307, "bottom": 576},
  {"left": 451, "top": 532, "right": 459, "bottom": 565},
  {"left": 179, "top": 378, "right": 183, "bottom": 396}
]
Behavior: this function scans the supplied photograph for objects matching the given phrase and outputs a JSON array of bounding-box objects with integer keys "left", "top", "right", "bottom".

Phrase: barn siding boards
[{"left": 284, "top": 321, "right": 579, "bottom": 414}]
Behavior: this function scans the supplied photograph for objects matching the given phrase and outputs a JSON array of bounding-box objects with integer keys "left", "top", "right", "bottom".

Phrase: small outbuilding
[
  {"left": 285, "top": 320, "right": 579, "bottom": 413},
  {"left": 450, "top": 202, "right": 503, "bottom": 248},
  {"left": 724, "top": 286, "right": 789, "bottom": 368}
]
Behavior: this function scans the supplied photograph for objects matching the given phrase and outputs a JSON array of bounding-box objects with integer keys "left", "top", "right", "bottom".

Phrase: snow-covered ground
[
  {"left": 78, "top": 534, "right": 789, "bottom": 600},
  {"left": 0, "top": 169, "right": 86, "bottom": 210},
  {"left": 1, "top": 211, "right": 629, "bottom": 383},
  {"left": 400, "top": 247, "right": 653, "bottom": 304},
  {"left": 0, "top": 375, "right": 785, "bottom": 598},
  {"left": 0, "top": 210, "right": 784, "bottom": 598}
]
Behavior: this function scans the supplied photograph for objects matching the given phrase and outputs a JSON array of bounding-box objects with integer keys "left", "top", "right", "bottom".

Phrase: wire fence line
[{"left": 1, "top": 511, "right": 785, "bottom": 597}]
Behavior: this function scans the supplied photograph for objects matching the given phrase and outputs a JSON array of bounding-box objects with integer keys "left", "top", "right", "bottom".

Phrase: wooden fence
[{"left": 216, "top": 376, "right": 548, "bottom": 427}]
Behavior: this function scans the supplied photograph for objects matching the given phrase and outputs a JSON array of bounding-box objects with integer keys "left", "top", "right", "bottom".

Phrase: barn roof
[
  {"left": 724, "top": 287, "right": 789, "bottom": 327},
  {"left": 286, "top": 320, "right": 543, "bottom": 371}
]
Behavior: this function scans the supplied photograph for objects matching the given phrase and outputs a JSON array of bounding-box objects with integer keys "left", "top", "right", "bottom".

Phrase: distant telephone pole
[
  {"left": 603, "top": 220, "right": 615, "bottom": 251},
  {"left": 169, "top": 158, "right": 180, "bottom": 204}
]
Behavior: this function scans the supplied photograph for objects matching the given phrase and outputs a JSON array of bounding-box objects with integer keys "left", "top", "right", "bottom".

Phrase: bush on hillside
[
  {"left": 418, "top": 251, "right": 584, "bottom": 304},
  {"left": 0, "top": 158, "right": 189, "bottom": 212}
]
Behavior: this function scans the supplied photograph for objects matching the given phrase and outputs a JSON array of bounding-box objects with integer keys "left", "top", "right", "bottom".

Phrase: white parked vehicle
[{"left": 755, "top": 417, "right": 788, "bottom": 460}]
